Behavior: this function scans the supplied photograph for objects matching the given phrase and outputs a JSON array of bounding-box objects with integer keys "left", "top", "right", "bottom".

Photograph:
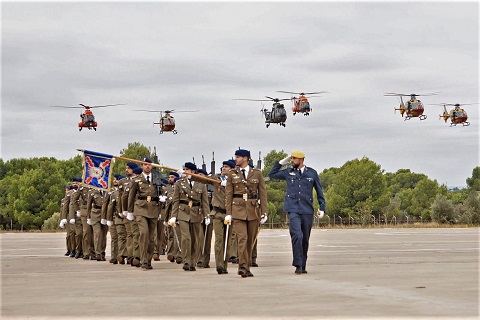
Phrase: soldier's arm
[
  {"left": 107, "top": 197, "right": 115, "bottom": 221},
  {"left": 314, "top": 173, "right": 326, "bottom": 212},
  {"left": 101, "top": 193, "right": 110, "bottom": 220},
  {"left": 86, "top": 191, "right": 93, "bottom": 219},
  {"left": 72, "top": 191, "right": 80, "bottom": 212},
  {"left": 117, "top": 183, "right": 124, "bottom": 213},
  {"left": 268, "top": 161, "right": 287, "bottom": 180},
  {"left": 201, "top": 184, "right": 209, "bottom": 219},
  {"left": 127, "top": 180, "right": 138, "bottom": 214},
  {"left": 225, "top": 172, "right": 234, "bottom": 216},
  {"left": 258, "top": 174, "right": 268, "bottom": 215},
  {"left": 61, "top": 195, "right": 70, "bottom": 220},
  {"left": 171, "top": 182, "right": 180, "bottom": 219}
]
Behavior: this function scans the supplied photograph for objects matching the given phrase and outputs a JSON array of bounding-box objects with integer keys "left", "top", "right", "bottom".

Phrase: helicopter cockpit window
[
  {"left": 85, "top": 114, "right": 95, "bottom": 122},
  {"left": 301, "top": 101, "right": 310, "bottom": 109}
]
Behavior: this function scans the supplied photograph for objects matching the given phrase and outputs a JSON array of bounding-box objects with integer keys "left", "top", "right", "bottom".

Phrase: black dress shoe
[
  {"left": 238, "top": 267, "right": 248, "bottom": 278},
  {"left": 250, "top": 262, "right": 259, "bottom": 267},
  {"left": 295, "top": 266, "right": 302, "bottom": 274},
  {"left": 203, "top": 264, "right": 210, "bottom": 268},
  {"left": 175, "top": 257, "right": 183, "bottom": 264},
  {"left": 189, "top": 266, "right": 196, "bottom": 271},
  {"left": 228, "top": 256, "right": 237, "bottom": 263},
  {"left": 167, "top": 254, "right": 174, "bottom": 262},
  {"left": 196, "top": 261, "right": 204, "bottom": 268},
  {"left": 82, "top": 254, "right": 90, "bottom": 260},
  {"left": 69, "top": 251, "right": 76, "bottom": 258},
  {"left": 132, "top": 258, "right": 141, "bottom": 267},
  {"left": 75, "top": 252, "right": 83, "bottom": 259},
  {"left": 246, "top": 270, "right": 254, "bottom": 277},
  {"left": 65, "top": 251, "right": 71, "bottom": 256},
  {"left": 232, "top": 258, "right": 239, "bottom": 264},
  {"left": 183, "top": 263, "right": 190, "bottom": 271},
  {"left": 146, "top": 263, "right": 153, "bottom": 270},
  {"left": 216, "top": 268, "right": 228, "bottom": 274},
  {"left": 96, "top": 254, "right": 102, "bottom": 261},
  {"left": 153, "top": 253, "right": 160, "bottom": 261},
  {"left": 302, "top": 270, "right": 307, "bottom": 274}
]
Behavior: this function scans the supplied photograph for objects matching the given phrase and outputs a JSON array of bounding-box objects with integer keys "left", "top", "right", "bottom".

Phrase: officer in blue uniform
[{"left": 268, "top": 150, "right": 326, "bottom": 274}]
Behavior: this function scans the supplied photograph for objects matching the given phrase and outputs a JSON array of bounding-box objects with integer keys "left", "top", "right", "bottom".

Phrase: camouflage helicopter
[
  {"left": 430, "top": 103, "right": 477, "bottom": 127},
  {"left": 134, "top": 109, "right": 198, "bottom": 134},
  {"left": 385, "top": 92, "right": 440, "bottom": 121},
  {"left": 234, "top": 96, "right": 290, "bottom": 128}
]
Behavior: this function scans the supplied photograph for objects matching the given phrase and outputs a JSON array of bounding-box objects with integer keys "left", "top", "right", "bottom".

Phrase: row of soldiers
[{"left": 59, "top": 151, "right": 262, "bottom": 276}]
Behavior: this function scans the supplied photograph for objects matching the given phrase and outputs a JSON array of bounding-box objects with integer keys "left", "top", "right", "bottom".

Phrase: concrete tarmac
[{"left": 1, "top": 227, "right": 478, "bottom": 319}]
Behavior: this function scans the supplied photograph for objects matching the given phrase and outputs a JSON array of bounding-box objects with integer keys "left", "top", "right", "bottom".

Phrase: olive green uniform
[
  {"left": 225, "top": 167, "right": 267, "bottom": 274},
  {"left": 69, "top": 188, "right": 83, "bottom": 256},
  {"left": 171, "top": 178, "right": 210, "bottom": 268},
  {"left": 128, "top": 174, "right": 161, "bottom": 266},
  {"left": 87, "top": 188, "right": 105, "bottom": 259}
]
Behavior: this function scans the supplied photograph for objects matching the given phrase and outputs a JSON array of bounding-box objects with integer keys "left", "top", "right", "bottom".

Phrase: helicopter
[
  {"left": 49, "top": 104, "right": 124, "bottom": 131},
  {"left": 134, "top": 109, "right": 198, "bottom": 134},
  {"left": 430, "top": 103, "right": 477, "bottom": 127},
  {"left": 384, "top": 92, "right": 440, "bottom": 121},
  {"left": 234, "top": 96, "right": 290, "bottom": 128},
  {"left": 277, "top": 91, "right": 328, "bottom": 116}
]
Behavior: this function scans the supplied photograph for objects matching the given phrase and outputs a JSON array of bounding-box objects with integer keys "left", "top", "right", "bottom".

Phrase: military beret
[
  {"left": 143, "top": 157, "right": 153, "bottom": 163},
  {"left": 196, "top": 169, "right": 208, "bottom": 176},
  {"left": 162, "top": 179, "right": 169, "bottom": 185},
  {"left": 291, "top": 150, "right": 305, "bottom": 158},
  {"left": 174, "top": 177, "right": 181, "bottom": 182},
  {"left": 126, "top": 162, "right": 138, "bottom": 169},
  {"left": 169, "top": 171, "right": 180, "bottom": 178},
  {"left": 66, "top": 185, "right": 73, "bottom": 190},
  {"left": 235, "top": 149, "right": 250, "bottom": 157},
  {"left": 184, "top": 162, "right": 197, "bottom": 171},
  {"left": 133, "top": 167, "right": 143, "bottom": 175},
  {"left": 71, "top": 177, "right": 82, "bottom": 182},
  {"left": 114, "top": 174, "right": 123, "bottom": 180},
  {"left": 223, "top": 160, "right": 236, "bottom": 168}
]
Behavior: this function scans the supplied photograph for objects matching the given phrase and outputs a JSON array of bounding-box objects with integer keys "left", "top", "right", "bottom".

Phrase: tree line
[{"left": 0, "top": 143, "right": 478, "bottom": 230}]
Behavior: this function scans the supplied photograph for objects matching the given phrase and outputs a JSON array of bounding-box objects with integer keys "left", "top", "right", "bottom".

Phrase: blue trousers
[{"left": 288, "top": 212, "right": 313, "bottom": 269}]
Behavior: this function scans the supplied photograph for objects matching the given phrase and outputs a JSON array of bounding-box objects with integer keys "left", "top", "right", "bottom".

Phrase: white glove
[
  {"left": 122, "top": 211, "right": 128, "bottom": 218},
  {"left": 224, "top": 215, "right": 232, "bottom": 225},
  {"left": 159, "top": 195, "right": 167, "bottom": 203},
  {"left": 317, "top": 209, "right": 325, "bottom": 218},
  {"left": 168, "top": 217, "right": 177, "bottom": 227},
  {"left": 205, "top": 217, "right": 211, "bottom": 226},
  {"left": 101, "top": 219, "right": 107, "bottom": 225},
  {"left": 87, "top": 218, "right": 92, "bottom": 225},
  {"left": 163, "top": 221, "right": 168, "bottom": 227},
  {"left": 59, "top": 221, "right": 65, "bottom": 228},
  {"left": 279, "top": 156, "right": 291, "bottom": 166},
  {"left": 107, "top": 221, "right": 113, "bottom": 227},
  {"left": 220, "top": 176, "right": 227, "bottom": 187},
  {"left": 69, "top": 218, "right": 75, "bottom": 224},
  {"left": 76, "top": 210, "right": 81, "bottom": 217},
  {"left": 126, "top": 212, "right": 134, "bottom": 221},
  {"left": 177, "top": 169, "right": 185, "bottom": 178},
  {"left": 61, "top": 218, "right": 68, "bottom": 225},
  {"left": 260, "top": 214, "right": 268, "bottom": 225}
]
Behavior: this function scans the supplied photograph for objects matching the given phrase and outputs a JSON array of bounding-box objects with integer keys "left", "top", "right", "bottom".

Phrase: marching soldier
[
  {"left": 69, "top": 178, "right": 83, "bottom": 259},
  {"left": 59, "top": 185, "right": 73, "bottom": 256},
  {"left": 211, "top": 159, "right": 235, "bottom": 274},
  {"left": 118, "top": 162, "right": 141, "bottom": 266},
  {"left": 225, "top": 149, "right": 268, "bottom": 278},
  {"left": 196, "top": 168, "right": 213, "bottom": 268},
  {"left": 127, "top": 157, "right": 161, "bottom": 270},
  {"left": 168, "top": 162, "right": 210, "bottom": 272},
  {"left": 164, "top": 172, "right": 182, "bottom": 264},
  {"left": 107, "top": 174, "right": 125, "bottom": 264},
  {"left": 78, "top": 183, "right": 95, "bottom": 260},
  {"left": 87, "top": 188, "right": 106, "bottom": 261}
]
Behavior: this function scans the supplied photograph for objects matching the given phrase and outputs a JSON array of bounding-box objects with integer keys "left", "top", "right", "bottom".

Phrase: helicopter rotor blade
[
  {"left": 49, "top": 105, "right": 85, "bottom": 109},
  {"left": 90, "top": 104, "right": 125, "bottom": 108},
  {"left": 234, "top": 98, "right": 271, "bottom": 102}
]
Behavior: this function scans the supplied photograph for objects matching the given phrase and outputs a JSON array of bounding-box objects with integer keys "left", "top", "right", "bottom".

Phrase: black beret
[
  {"left": 169, "top": 171, "right": 180, "bottom": 178},
  {"left": 143, "top": 157, "right": 152, "bottom": 163},
  {"left": 196, "top": 169, "right": 208, "bottom": 176},
  {"left": 133, "top": 167, "right": 143, "bottom": 175},
  {"left": 126, "top": 162, "right": 138, "bottom": 169},
  {"left": 235, "top": 149, "right": 250, "bottom": 157},
  {"left": 223, "top": 160, "right": 236, "bottom": 168},
  {"left": 184, "top": 162, "right": 197, "bottom": 171}
]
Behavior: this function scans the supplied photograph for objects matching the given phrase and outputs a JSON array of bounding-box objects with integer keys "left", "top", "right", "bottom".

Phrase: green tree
[
  {"left": 431, "top": 194, "right": 454, "bottom": 223},
  {"left": 112, "top": 142, "right": 155, "bottom": 176},
  {"left": 466, "top": 166, "right": 480, "bottom": 191}
]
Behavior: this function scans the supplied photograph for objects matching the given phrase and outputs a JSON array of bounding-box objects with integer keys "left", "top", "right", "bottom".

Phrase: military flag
[{"left": 81, "top": 150, "right": 114, "bottom": 191}]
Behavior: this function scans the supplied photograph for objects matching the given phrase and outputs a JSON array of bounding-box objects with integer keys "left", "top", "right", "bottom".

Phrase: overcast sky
[{"left": 1, "top": 1, "right": 478, "bottom": 187}]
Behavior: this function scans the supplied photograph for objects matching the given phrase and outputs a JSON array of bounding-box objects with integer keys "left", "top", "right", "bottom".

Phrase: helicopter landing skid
[
  {"left": 419, "top": 115, "right": 427, "bottom": 120},
  {"left": 173, "top": 130, "right": 178, "bottom": 134}
]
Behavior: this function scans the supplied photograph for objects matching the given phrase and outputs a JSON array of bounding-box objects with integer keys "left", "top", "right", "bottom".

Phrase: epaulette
[{"left": 134, "top": 179, "right": 142, "bottom": 182}]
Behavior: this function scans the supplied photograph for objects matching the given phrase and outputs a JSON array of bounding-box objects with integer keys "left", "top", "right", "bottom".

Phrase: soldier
[
  {"left": 69, "top": 178, "right": 83, "bottom": 259},
  {"left": 107, "top": 174, "right": 125, "bottom": 264},
  {"left": 225, "top": 149, "right": 268, "bottom": 278},
  {"left": 152, "top": 180, "right": 168, "bottom": 262},
  {"left": 268, "top": 150, "right": 326, "bottom": 274},
  {"left": 59, "top": 185, "right": 73, "bottom": 256},
  {"left": 195, "top": 168, "right": 213, "bottom": 269},
  {"left": 211, "top": 159, "right": 235, "bottom": 274},
  {"left": 118, "top": 162, "right": 141, "bottom": 266},
  {"left": 168, "top": 162, "right": 210, "bottom": 272},
  {"left": 127, "top": 157, "right": 161, "bottom": 270},
  {"left": 77, "top": 183, "right": 95, "bottom": 260},
  {"left": 164, "top": 172, "right": 182, "bottom": 264},
  {"left": 87, "top": 188, "right": 106, "bottom": 261}
]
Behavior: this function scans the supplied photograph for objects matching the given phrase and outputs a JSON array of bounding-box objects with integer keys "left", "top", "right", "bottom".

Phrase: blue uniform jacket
[{"left": 268, "top": 161, "right": 326, "bottom": 214}]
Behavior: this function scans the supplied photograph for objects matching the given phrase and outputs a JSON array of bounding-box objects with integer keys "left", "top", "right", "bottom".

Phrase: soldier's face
[
  {"left": 168, "top": 175, "right": 175, "bottom": 183},
  {"left": 113, "top": 179, "right": 119, "bottom": 186},
  {"left": 291, "top": 157, "right": 304, "bottom": 169},
  {"left": 72, "top": 182, "right": 78, "bottom": 189},
  {"left": 235, "top": 155, "right": 248, "bottom": 167},
  {"left": 142, "top": 163, "right": 152, "bottom": 174},
  {"left": 125, "top": 167, "right": 133, "bottom": 176},
  {"left": 184, "top": 168, "right": 194, "bottom": 175},
  {"left": 221, "top": 164, "right": 231, "bottom": 175}
]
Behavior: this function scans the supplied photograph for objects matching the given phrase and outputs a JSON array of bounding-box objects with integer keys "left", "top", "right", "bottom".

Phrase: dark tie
[
  {"left": 298, "top": 169, "right": 302, "bottom": 176},
  {"left": 147, "top": 176, "right": 150, "bottom": 184},
  {"left": 189, "top": 180, "right": 193, "bottom": 188},
  {"left": 241, "top": 169, "right": 246, "bottom": 180}
]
